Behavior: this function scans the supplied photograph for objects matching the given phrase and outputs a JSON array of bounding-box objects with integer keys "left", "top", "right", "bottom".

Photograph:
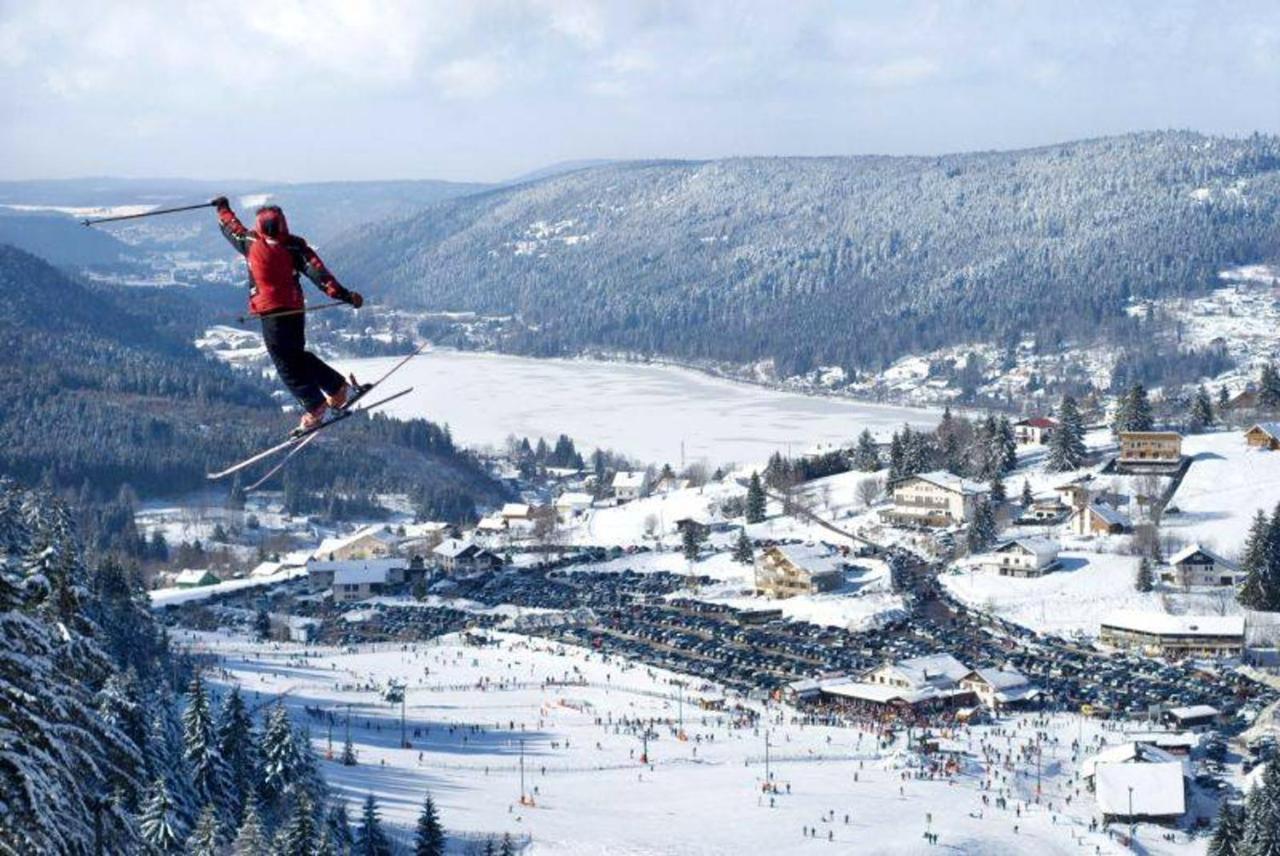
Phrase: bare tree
[{"left": 856, "top": 477, "right": 884, "bottom": 509}]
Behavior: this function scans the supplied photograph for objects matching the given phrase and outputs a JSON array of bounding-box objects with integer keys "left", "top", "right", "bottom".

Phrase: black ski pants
[{"left": 260, "top": 312, "right": 345, "bottom": 411}]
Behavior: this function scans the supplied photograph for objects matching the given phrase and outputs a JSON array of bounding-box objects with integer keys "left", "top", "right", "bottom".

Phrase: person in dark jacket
[{"left": 212, "top": 196, "right": 364, "bottom": 431}]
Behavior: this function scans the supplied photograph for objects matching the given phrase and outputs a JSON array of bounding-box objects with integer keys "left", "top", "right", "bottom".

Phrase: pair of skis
[{"left": 207, "top": 342, "right": 427, "bottom": 490}]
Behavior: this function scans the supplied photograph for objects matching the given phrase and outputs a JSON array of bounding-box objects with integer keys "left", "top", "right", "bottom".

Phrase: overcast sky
[{"left": 2, "top": 0, "right": 1278, "bottom": 182}]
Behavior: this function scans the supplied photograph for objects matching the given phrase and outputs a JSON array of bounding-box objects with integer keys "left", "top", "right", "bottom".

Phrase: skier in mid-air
[{"left": 211, "top": 196, "right": 364, "bottom": 432}]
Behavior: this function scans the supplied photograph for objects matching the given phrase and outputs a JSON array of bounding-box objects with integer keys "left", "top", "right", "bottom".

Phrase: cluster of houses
[{"left": 786, "top": 653, "right": 1040, "bottom": 716}]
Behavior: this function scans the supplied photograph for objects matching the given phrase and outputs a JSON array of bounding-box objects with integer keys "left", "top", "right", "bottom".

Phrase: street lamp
[{"left": 1127, "top": 785, "right": 1134, "bottom": 844}]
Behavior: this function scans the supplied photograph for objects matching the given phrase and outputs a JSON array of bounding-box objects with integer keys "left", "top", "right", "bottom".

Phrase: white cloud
[
  {"left": 864, "top": 57, "right": 940, "bottom": 88},
  {"left": 432, "top": 56, "right": 506, "bottom": 99}
]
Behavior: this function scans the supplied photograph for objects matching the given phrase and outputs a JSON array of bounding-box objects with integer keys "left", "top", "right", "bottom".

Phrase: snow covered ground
[
  {"left": 185, "top": 630, "right": 1212, "bottom": 855},
  {"left": 941, "top": 550, "right": 1240, "bottom": 639},
  {"left": 1164, "top": 430, "right": 1280, "bottom": 556}
]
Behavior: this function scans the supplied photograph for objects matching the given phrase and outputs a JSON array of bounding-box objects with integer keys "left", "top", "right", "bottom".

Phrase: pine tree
[
  {"left": 1135, "top": 556, "right": 1154, "bottom": 592},
  {"left": 853, "top": 429, "right": 881, "bottom": 472},
  {"left": 1047, "top": 395, "right": 1087, "bottom": 472},
  {"left": 232, "top": 802, "right": 269, "bottom": 856},
  {"left": 217, "top": 685, "right": 259, "bottom": 822},
  {"left": 185, "top": 804, "right": 221, "bottom": 856},
  {"left": 183, "top": 672, "right": 228, "bottom": 813},
  {"left": 414, "top": 793, "right": 446, "bottom": 856},
  {"left": 887, "top": 431, "right": 905, "bottom": 481},
  {"left": 745, "top": 472, "right": 767, "bottom": 524},
  {"left": 139, "top": 778, "right": 184, "bottom": 854},
  {"left": 1190, "top": 385, "right": 1215, "bottom": 433},
  {"left": 275, "top": 792, "right": 318, "bottom": 856},
  {"left": 966, "top": 499, "right": 996, "bottom": 554},
  {"left": 327, "top": 802, "right": 355, "bottom": 853},
  {"left": 681, "top": 523, "right": 704, "bottom": 562},
  {"left": 989, "top": 473, "right": 1006, "bottom": 503},
  {"left": 1242, "top": 759, "right": 1280, "bottom": 856},
  {"left": 342, "top": 732, "right": 358, "bottom": 766},
  {"left": 1239, "top": 510, "right": 1272, "bottom": 610},
  {"left": 997, "top": 416, "right": 1017, "bottom": 473},
  {"left": 260, "top": 703, "right": 302, "bottom": 819},
  {"left": 732, "top": 530, "right": 754, "bottom": 565},
  {"left": 499, "top": 832, "right": 516, "bottom": 856},
  {"left": 355, "top": 793, "right": 393, "bottom": 856},
  {"left": 1261, "top": 363, "right": 1280, "bottom": 411},
  {"left": 1218, "top": 385, "right": 1231, "bottom": 412},
  {"left": 255, "top": 607, "right": 271, "bottom": 641},
  {"left": 1020, "top": 480, "right": 1034, "bottom": 507},
  {"left": 1207, "top": 801, "right": 1245, "bottom": 856},
  {"left": 1114, "top": 383, "right": 1154, "bottom": 433}
]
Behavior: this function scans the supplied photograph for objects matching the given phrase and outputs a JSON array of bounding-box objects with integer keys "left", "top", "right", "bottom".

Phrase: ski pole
[
  {"left": 81, "top": 201, "right": 216, "bottom": 227},
  {"left": 235, "top": 301, "right": 351, "bottom": 324}
]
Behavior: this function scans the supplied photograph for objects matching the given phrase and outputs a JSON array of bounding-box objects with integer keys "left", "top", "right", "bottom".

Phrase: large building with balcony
[{"left": 880, "top": 470, "right": 989, "bottom": 527}]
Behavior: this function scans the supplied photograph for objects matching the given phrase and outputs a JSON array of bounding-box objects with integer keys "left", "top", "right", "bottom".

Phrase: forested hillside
[
  {"left": 332, "top": 131, "right": 1280, "bottom": 377},
  {"left": 0, "top": 245, "right": 506, "bottom": 520}
]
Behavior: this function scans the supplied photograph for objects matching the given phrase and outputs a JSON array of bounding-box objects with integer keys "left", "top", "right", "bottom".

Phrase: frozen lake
[{"left": 341, "top": 349, "right": 938, "bottom": 466}]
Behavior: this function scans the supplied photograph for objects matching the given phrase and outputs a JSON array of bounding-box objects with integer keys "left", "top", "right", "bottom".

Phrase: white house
[
  {"left": 1094, "top": 761, "right": 1186, "bottom": 823},
  {"left": 554, "top": 492, "right": 593, "bottom": 522},
  {"left": 1163, "top": 544, "right": 1243, "bottom": 588},
  {"left": 612, "top": 471, "right": 649, "bottom": 503},
  {"left": 881, "top": 471, "right": 989, "bottom": 527},
  {"left": 307, "top": 557, "right": 407, "bottom": 593},
  {"left": 433, "top": 538, "right": 502, "bottom": 575},
  {"left": 982, "top": 538, "right": 1060, "bottom": 578},
  {"left": 865, "top": 653, "right": 971, "bottom": 691},
  {"left": 312, "top": 525, "right": 400, "bottom": 561},
  {"left": 959, "top": 666, "right": 1039, "bottom": 709},
  {"left": 1013, "top": 417, "right": 1058, "bottom": 445},
  {"left": 501, "top": 502, "right": 532, "bottom": 522},
  {"left": 331, "top": 565, "right": 396, "bottom": 603}
]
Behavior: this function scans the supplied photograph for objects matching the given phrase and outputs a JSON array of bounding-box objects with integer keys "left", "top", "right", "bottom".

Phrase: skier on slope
[{"left": 211, "top": 197, "right": 364, "bottom": 432}]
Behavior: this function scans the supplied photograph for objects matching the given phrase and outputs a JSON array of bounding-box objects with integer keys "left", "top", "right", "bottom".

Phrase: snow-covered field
[
  {"left": 185, "top": 630, "right": 1211, "bottom": 855},
  {"left": 339, "top": 350, "right": 939, "bottom": 466},
  {"left": 941, "top": 550, "right": 1239, "bottom": 639},
  {"left": 1164, "top": 430, "right": 1280, "bottom": 555}
]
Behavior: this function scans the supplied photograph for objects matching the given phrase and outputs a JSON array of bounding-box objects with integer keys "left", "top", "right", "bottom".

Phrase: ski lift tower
[{"left": 384, "top": 680, "right": 408, "bottom": 749}]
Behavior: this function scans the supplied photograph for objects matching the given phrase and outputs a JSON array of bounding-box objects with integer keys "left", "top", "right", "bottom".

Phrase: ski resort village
[{"left": 131, "top": 365, "right": 1280, "bottom": 855}]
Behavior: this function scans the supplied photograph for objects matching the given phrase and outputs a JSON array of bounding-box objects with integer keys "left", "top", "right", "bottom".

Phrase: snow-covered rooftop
[
  {"left": 1168, "top": 544, "right": 1235, "bottom": 569},
  {"left": 174, "top": 569, "right": 216, "bottom": 585},
  {"left": 1094, "top": 763, "right": 1186, "bottom": 817},
  {"left": 907, "top": 470, "right": 988, "bottom": 496},
  {"left": 333, "top": 566, "right": 394, "bottom": 586},
  {"left": 312, "top": 524, "right": 397, "bottom": 559},
  {"left": 771, "top": 543, "right": 846, "bottom": 577},
  {"left": 966, "top": 666, "right": 1030, "bottom": 691},
  {"left": 1101, "top": 610, "right": 1244, "bottom": 637},
  {"left": 991, "top": 538, "right": 1059, "bottom": 565},
  {"left": 612, "top": 471, "right": 647, "bottom": 489}
]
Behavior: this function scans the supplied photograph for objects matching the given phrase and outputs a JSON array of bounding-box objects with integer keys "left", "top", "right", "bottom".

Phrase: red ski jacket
[{"left": 217, "top": 203, "right": 351, "bottom": 315}]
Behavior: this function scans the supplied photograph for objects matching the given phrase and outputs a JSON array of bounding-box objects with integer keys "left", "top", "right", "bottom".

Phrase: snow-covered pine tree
[
  {"left": 231, "top": 801, "right": 269, "bottom": 856},
  {"left": 217, "top": 684, "right": 259, "bottom": 822},
  {"left": 1047, "top": 396, "right": 1086, "bottom": 472},
  {"left": 1206, "top": 800, "right": 1245, "bottom": 856},
  {"left": 327, "top": 802, "right": 355, "bottom": 852},
  {"left": 342, "top": 732, "right": 358, "bottom": 766},
  {"left": 1020, "top": 480, "right": 1034, "bottom": 507},
  {"left": 853, "top": 429, "right": 881, "bottom": 472},
  {"left": 260, "top": 703, "right": 303, "bottom": 820},
  {"left": 745, "top": 473, "right": 767, "bottom": 524},
  {"left": 989, "top": 473, "right": 1006, "bottom": 504},
  {"left": 732, "top": 530, "right": 754, "bottom": 565},
  {"left": 139, "top": 777, "right": 185, "bottom": 854},
  {"left": 681, "top": 524, "right": 703, "bottom": 562},
  {"left": 414, "top": 793, "right": 446, "bottom": 856},
  {"left": 1242, "top": 759, "right": 1280, "bottom": 856},
  {"left": 1261, "top": 363, "right": 1280, "bottom": 411},
  {"left": 1114, "top": 383, "right": 1154, "bottom": 433},
  {"left": 966, "top": 499, "right": 996, "bottom": 554},
  {"left": 184, "top": 672, "right": 229, "bottom": 813},
  {"left": 997, "top": 416, "right": 1017, "bottom": 473},
  {"left": 1135, "top": 557, "right": 1154, "bottom": 592},
  {"left": 275, "top": 792, "right": 318, "bottom": 856},
  {"left": 887, "top": 431, "right": 904, "bottom": 481},
  {"left": 185, "top": 804, "right": 221, "bottom": 856},
  {"left": 1239, "top": 510, "right": 1272, "bottom": 610},
  {"left": 500, "top": 832, "right": 516, "bottom": 856},
  {"left": 1190, "top": 385, "right": 1215, "bottom": 433},
  {"left": 148, "top": 690, "right": 198, "bottom": 828},
  {"left": 355, "top": 793, "right": 393, "bottom": 856}
]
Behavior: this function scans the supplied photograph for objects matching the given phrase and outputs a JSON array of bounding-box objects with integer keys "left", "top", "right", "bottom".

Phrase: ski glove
[
  {"left": 325, "top": 283, "right": 363, "bottom": 308},
  {"left": 210, "top": 196, "right": 230, "bottom": 210}
]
